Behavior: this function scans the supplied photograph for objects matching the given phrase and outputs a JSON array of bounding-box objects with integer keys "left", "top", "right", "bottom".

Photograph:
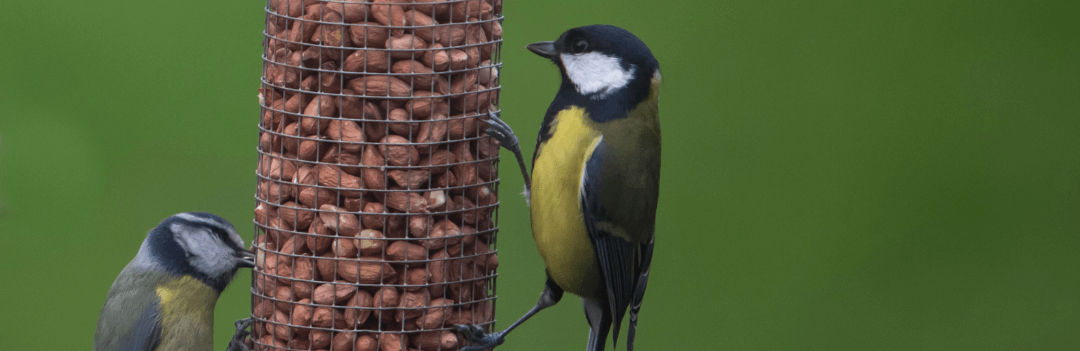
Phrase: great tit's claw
[
  {"left": 485, "top": 111, "right": 519, "bottom": 151},
  {"left": 486, "top": 110, "right": 504, "bottom": 125},
  {"left": 454, "top": 324, "right": 506, "bottom": 351}
]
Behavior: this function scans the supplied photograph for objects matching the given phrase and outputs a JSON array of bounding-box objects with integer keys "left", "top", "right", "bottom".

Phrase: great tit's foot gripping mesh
[
  {"left": 486, "top": 110, "right": 532, "bottom": 200},
  {"left": 455, "top": 323, "right": 507, "bottom": 351},
  {"left": 486, "top": 111, "right": 519, "bottom": 153}
]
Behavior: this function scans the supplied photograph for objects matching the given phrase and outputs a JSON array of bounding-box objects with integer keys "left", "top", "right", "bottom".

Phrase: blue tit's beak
[
  {"left": 527, "top": 41, "right": 557, "bottom": 59},
  {"left": 237, "top": 249, "right": 256, "bottom": 268}
]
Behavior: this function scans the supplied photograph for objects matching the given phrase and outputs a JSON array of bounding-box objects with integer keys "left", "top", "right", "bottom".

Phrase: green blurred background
[{"left": 1, "top": 0, "right": 1078, "bottom": 349}]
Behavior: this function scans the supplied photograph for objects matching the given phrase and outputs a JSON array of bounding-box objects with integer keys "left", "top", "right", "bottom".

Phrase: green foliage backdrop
[{"left": 1, "top": 1, "right": 1077, "bottom": 350}]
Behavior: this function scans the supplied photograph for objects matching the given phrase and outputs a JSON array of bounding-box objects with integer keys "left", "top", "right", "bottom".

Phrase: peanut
[{"left": 255, "top": 2, "right": 501, "bottom": 345}]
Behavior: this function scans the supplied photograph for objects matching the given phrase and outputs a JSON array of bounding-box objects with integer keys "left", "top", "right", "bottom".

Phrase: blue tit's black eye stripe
[{"left": 208, "top": 226, "right": 242, "bottom": 251}]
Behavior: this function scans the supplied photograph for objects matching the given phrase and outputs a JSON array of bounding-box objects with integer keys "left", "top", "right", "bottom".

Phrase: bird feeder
[{"left": 250, "top": 0, "right": 503, "bottom": 350}]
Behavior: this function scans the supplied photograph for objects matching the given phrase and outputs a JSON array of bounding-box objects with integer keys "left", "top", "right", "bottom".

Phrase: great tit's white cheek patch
[{"left": 561, "top": 52, "right": 635, "bottom": 98}]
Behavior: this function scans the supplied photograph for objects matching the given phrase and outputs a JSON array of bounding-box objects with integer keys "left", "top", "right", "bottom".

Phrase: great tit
[
  {"left": 458, "top": 25, "right": 661, "bottom": 351},
  {"left": 94, "top": 212, "right": 256, "bottom": 351}
]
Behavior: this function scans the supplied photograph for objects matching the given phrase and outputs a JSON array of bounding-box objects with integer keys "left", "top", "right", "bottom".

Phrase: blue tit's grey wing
[
  {"left": 95, "top": 269, "right": 163, "bottom": 351},
  {"left": 95, "top": 293, "right": 163, "bottom": 351},
  {"left": 95, "top": 295, "right": 163, "bottom": 351},
  {"left": 580, "top": 138, "right": 658, "bottom": 348},
  {"left": 128, "top": 301, "right": 163, "bottom": 351}
]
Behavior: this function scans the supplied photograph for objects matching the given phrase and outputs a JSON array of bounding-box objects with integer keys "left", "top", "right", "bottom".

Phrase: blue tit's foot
[
  {"left": 485, "top": 111, "right": 520, "bottom": 153},
  {"left": 226, "top": 318, "right": 253, "bottom": 351},
  {"left": 455, "top": 324, "right": 506, "bottom": 351}
]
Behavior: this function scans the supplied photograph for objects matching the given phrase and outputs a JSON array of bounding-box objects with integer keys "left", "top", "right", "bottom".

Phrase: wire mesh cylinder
[{"left": 251, "top": 1, "right": 503, "bottom": 350}]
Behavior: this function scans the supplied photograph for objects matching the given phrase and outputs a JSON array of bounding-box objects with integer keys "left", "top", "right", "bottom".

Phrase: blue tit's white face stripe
[
  {"left": 175, "top": 212, "right": 244, "bottom": 249},
  {"left": 561, "top": 52, "right": 636, "bottom": 99}
]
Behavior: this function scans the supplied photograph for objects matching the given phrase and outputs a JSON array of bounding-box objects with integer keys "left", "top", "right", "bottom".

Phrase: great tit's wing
[
  {"left": 580, "top": 138, "right": 658, "bottom": 347},
  {"left": 626, "top": 237, "right": 654, "bottom": 351}
]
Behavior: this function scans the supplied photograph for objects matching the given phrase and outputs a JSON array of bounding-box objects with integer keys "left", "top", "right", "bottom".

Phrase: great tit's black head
[
  {"left": 528, "top": 25, "right": 660, "bottom": 103},
  {"left": 143, "top": 212, "right": 254, "bottom": 292}
]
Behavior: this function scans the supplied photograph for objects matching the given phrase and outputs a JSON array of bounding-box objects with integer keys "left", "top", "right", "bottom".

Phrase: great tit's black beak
[
  {"left": 527, "top": 41, "right": 557, "bottom": 59},
  {"left": 237, "top": 249, "right": 256, "bottom": 268}
]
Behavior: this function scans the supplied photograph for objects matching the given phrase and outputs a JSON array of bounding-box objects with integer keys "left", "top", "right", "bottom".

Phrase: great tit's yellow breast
[
  {"left": 531, "top": 106, "right": 604, "bottom": 298},
  {"left": 154, "top": 275, "right": 219, "bottom": 351}
]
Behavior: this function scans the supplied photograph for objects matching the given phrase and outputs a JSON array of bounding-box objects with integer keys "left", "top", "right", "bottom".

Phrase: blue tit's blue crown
[{"left": 146, "top": 212, "right": 245, "bottom": 293}]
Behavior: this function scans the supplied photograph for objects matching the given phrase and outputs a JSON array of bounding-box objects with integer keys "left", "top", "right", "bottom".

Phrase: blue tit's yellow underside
[
  {"left": 155, "top": 275, "right": 218, "bottom": 350},
  {"left": 96, "top": 270, "right": 219, "bottom": 351}
]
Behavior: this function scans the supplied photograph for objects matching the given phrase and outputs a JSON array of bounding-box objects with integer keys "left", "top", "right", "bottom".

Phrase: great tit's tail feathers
[
  {"left": 583, "top": 297, "right": 612, "bottom": 351},
  {"left": 626, "top": 237, "right": 655, "bottom": 351}
]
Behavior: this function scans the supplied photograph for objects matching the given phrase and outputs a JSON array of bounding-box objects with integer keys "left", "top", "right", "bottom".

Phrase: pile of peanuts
[{"left": 252, "top": 0, "right": 502, "bottom": 350}]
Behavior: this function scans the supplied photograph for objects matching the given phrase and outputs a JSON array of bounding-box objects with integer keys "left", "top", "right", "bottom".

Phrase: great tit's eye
[{"left": 571, "top": 39, "right": 588, "bottom": 54}]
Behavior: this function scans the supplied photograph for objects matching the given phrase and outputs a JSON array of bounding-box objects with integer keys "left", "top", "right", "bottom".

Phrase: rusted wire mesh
[{"left": 251, "top": 1, "right": 503, "bottom": 350}]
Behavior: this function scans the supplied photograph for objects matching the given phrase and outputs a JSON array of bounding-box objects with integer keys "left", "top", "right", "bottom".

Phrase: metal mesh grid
[{"left": 251, "top": 1, "right": 503, "bottom": 350}]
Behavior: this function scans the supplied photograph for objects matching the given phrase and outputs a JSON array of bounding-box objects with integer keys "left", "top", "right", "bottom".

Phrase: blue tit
[
  {"left": 458, "top": 24, "right": 661, "bottom": 351},
  {"left": 94, "top": 212, "right": 256, "bottom": 351}
]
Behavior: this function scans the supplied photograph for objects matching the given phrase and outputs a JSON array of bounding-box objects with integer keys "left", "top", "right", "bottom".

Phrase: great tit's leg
[
  {"left": 225, "top": 318, "right": 253, "bottom": 351},
  {"left": 485, "top": 110, "right": 531, "bottom": 200},
  {"left": 456, "top": 277, "right": 563, "bottom": 351}
]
